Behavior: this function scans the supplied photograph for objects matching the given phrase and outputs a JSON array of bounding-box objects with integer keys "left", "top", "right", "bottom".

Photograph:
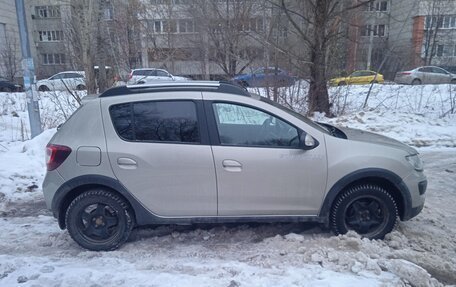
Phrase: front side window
[
  {"left": 110, "top": 101, "right": 200, "bottom": 143},
  {"left": 213, "top": 103, "right": 299, "bottom": 147}
]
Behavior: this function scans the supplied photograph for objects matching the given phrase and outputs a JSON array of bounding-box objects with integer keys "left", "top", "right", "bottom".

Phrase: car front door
[
  {"left": 204, "top": 93, "right": 327, "bottom": 216},
  {"left": 49, "top": 73, "right": 64, "bottom": 90},
  {"left": 432, "top": 67, "right": 451, "bottom": 83},
  {"left": 155, "top": 70, "right": 173, "bottom": 81},
  {"left": 102, "top": 93, "right": 217, "bottom": 217}
]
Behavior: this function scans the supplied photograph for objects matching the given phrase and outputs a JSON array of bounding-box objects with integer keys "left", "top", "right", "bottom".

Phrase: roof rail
[{"left": 99, "top": 81, "right": 250, "bottom": 97}]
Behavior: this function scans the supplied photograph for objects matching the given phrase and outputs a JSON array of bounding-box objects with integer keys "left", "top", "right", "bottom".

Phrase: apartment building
[
  {"left": 0, "top": 0, "right": 22, "bottom": 81},
  {"left": 346, "top": 0, "right": 456, "bottom": 79},
  {"left": 140, "top": 0, "right": 273, "bottom": 79}
]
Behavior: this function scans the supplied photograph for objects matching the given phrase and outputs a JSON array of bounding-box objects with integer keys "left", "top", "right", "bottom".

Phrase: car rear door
[
  {"left": 101, "top": 92, "right": 217, "bottom": 217},
  {"left": 203, "top": 92, "right": 327, "bottom": 216}
]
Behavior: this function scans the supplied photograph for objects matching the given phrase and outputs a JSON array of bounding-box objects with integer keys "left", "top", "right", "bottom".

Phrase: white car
[
  {"left": 127, "top": 68, "right": 189, "bottom": 85},
  {"left": 36, "top": 71, "right": 86, "bottom": 91}
]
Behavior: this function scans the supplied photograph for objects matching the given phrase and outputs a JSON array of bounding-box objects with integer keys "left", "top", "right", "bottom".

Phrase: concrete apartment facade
[
  {"left": 0, "top": 0, "right": 21, "bottom": 81},
  {"left": 347, "top": 0, "right": 456, "bottom": 79},
  {"left": 140, "top": 0, "right": 274, "bottom": 79},
  {"left": 3, "top": 0, "right": 456, "bottom": 81}
]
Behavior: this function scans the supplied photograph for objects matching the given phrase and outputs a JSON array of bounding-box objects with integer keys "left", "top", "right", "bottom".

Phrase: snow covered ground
[{"left": 0, "top": 85, "right": 455, "bottom": 286}]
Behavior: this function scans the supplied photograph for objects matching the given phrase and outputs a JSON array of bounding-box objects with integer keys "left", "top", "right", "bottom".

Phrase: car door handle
[
  {"left": 222, "top": 160, "right": 242, "bottom": 172},
  {"left": 117, "top": 157, "right": 137, "bottom": 169}
]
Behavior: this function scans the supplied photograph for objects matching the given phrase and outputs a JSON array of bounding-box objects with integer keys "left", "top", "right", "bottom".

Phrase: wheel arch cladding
[
  {"left": 319, "top": 168, "right": 412, "bottom": 223},
  {"left": 52, "top": 175, "right": 145, "bottom": 229}
]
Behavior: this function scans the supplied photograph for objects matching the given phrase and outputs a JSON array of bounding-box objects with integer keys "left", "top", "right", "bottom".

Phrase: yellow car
[{"left": 330, "top": 70, "right": 384, "bottom": 86}]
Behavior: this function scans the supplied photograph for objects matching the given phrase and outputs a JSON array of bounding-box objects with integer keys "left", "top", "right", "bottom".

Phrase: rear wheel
[
  {"left": 338, "top": 81, "right": 347, "bottom": 86},
  {"left": 38, "top": 85, "right": 50, "bottom": 91},
  {"left": 411, "top": 79, "right": 421, "bottom": 85},
  {"left": 76, "top": 84, "right": 86, "bottom": 91},
  {"left": 65, "top": 189, "right": 134, "bottom": 251},
  {"left": 330, "top": 184, "right": 398, "bottom": 239},
  {"left": 451, "top": 79, "right": 456, "bottom": 84}
]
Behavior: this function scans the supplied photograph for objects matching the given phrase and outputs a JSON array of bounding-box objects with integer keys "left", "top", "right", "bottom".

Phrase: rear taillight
[
  {"left": 400, "top": 72, "right": 411, "bottom": 75},
  {"left": 46, "top": 144, "right": 72, "bottom": 171},
  {"left": 128, "top": 72, "right": 133, "bottom": 80}
]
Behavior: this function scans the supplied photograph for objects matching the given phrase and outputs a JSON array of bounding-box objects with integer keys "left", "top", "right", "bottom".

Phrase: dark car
[
  {"left": 0, "top": 77, "right": 22, "bottom": 92},
  {"left": 232, "top": 67, "right": 295, "bottom": 87}
]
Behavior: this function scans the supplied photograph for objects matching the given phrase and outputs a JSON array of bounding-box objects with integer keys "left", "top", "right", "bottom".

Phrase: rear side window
[
  {"left": 110, "top": 101, "right": 200, "bottom": 143},
  {"left": 133, "top": 70, "right": 156, "bottom": 77}
]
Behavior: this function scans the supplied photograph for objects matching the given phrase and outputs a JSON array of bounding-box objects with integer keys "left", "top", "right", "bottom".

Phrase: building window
[
  {"left": 365, "top": 1, "right": 388, "bottom": 12},
  {"left": 43, "top": 53, "right": 65, "bottom": 65},
  {"left": 38, "top": 31, "right": 64, "bottom": 42},
  {"left": 425, "top": 15, "right": 456, "bottom": 29},
  {"left": 361, "top": 24, "right": 386, "bottom": 37},
  {"left": 35, "top": 6, "right": 61, "bottom": 18},
  {"left": 436, "top": 45, "right": 444, "bottom": 57},
  {"left": 178, "top": 19, "right": 194, "bottom": 33}
]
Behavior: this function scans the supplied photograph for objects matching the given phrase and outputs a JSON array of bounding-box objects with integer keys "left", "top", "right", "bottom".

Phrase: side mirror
[{"left": 299, "top": 133, "right": 319, "bottom": 150}]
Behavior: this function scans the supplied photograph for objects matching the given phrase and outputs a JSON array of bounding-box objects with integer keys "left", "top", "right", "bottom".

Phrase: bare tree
[
  {"left": 0, "top": 34, "right": 21, "bottom": 82},
  {"left": 422, "top": 0, "right": 451, "bottom": 65},
  {"left": 188, "top": 0, "right": 264, "bottom": 78},
  {"left": 275, "top": 0, "right": 372, "bottom": 116}
]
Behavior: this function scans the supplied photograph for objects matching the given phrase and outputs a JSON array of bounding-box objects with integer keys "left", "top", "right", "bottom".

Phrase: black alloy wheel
[
  {"left": 65, "top": 190, "right": 134, "bottom": 251},
  {"left": 330, "top": 184, "right": 398, "bottom": 239}
]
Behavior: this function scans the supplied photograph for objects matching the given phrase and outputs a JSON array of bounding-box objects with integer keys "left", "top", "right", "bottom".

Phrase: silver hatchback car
[{"left": 42, "top": 81, "right": 427, "bottom": 251}]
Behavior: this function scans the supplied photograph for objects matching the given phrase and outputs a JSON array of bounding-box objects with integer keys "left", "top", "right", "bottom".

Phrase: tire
[
  {"left": 370, "top": 80, "right": 378, "bottom": 84},
  {"left": 338, "top": 81, "right": 347, "bottom": 86},
  {"left": 330, "top": 184, "right": 398, "bottom": 240},
  {"left": 38, "top": 85, "right": 50, "bottom": 91},
  {"left": 240, "top": 81, "right": 249, "bottom": 87},
  {"left": 411, "top": 79, "right": 421, "bottom": 85},
  {"left": 76, "top": 84, "right": 86, "bottom": 91},
  {"left": 451, "top": 79, "right": 456, "bottom": 84},
  {"left": 65, "top": 189, "right": 134, "bottom": 251},
  {"left": 1, "top": 87, "right": 12, "bottom": 92}
]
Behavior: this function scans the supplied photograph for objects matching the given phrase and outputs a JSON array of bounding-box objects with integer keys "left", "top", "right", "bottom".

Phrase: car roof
[
  {"left": 99, "top": 81, "right": 250, "bottom": 98},
  {"left": 132, "top": 68, "right": 167, "bottom": 71}
]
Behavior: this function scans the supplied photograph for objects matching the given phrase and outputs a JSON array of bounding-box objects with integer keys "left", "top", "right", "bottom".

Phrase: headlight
[{"left": 406, "top": 154, "right": 423, "bottom": 171}]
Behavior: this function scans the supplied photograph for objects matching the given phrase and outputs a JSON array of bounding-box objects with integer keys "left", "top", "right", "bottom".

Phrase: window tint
[
  {"left": 50, "top": 74, "right": 63, "bottom": 80},
  {"left": 110, "top": 103, "right": 134, "bottom": 140},
  {"left": 133, "top": 70, "right": 156, "bottom": 77},
  {"left": 432, "top": 67, "right": 447, "bottom": 74},
  {"left": 64, "top": 73, "right": 84, "bottom": 79},
  {"left": 156, "top": 70, "right": 170, "bottom": 77},
  {"left": 213, "top": 103, "right": 299, "bottom": 147},
  {"left": 419, "top": 67, "right": 432, "bottom": 73},
  {"left": 110, "top": 101, "right": 199, "bottom": 143},
  {"left": 350, "top": 71, "right": 360, "bottom": 77}
]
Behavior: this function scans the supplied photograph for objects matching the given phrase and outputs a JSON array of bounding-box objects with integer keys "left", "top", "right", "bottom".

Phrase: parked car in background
[
  {"left": 329, "top": 70, "right": 384, "bottom": 86},
  {"left": 0, "top": 76, "right": 22, "bottom": 92},
  {"left": 127, "top": 68, "right": 189, "bottom": 85},
  {"left": 232, "top": 67, "right": 295, "bottom": 87},
  {"left": 394, "top": 66, "right": 456, "bottom": 85},
  {"left": 36, "top": 71, "right": 86, "bottom": 91}
]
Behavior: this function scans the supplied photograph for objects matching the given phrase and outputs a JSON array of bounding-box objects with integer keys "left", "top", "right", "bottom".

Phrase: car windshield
[{"left": 256, "top": 95, "right": 330, "bottom": 135}]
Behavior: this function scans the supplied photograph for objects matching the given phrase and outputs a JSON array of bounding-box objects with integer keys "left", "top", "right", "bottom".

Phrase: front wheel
[
  {"left": 411, "top": 79, "right": 421, "bottom": 85},
  {"left": 65, "top": 189, "right": 134, "bottom": 251},
  {"left": 330, "top": 184, "right": 398, "bottom": 239}
]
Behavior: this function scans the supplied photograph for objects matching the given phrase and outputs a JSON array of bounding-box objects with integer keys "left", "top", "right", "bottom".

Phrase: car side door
[
  {"left": 102, "top": 92, "right": 217, "bottom": 217},
  {"left": 48, "top": 73, "right": 64, "bottom": 90},
  {"left": 156, "top": 70, "right": 174, "bottom": 81},
  {"left": 203, "top": 92, "right": 328, "bottom": 216},
  {"left": 432, "top": 67, "right": 451, "bottom": 84}
]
